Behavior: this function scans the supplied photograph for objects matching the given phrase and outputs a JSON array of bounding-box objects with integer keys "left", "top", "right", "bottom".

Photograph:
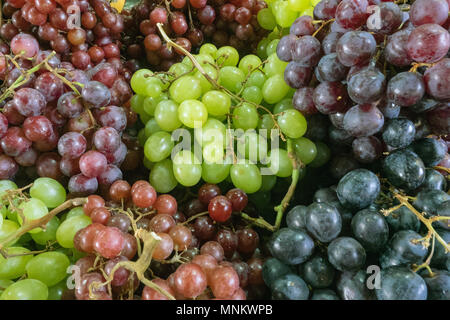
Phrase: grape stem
[
  {"left": 413, "top": 234, "right": 435, "bottom": 276},
  {"left": 90, "top": 229, "right": 176, "bottom": 300},
  {"left": 155, "top": 22, "right": 286, "bottom": 142},
  {"left": 312, "top": 19, "right": 335, "bottom": 38},
  {"left": 0, "top": 197, "right": 87, "bottom": 258}
]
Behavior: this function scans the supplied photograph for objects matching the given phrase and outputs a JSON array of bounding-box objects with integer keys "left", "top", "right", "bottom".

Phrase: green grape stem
[
  {"left": 155, "top": 22, "right": 286, "bottom": 142},
  {"left": 0, "top": 197, "right": 87, "bottom": 258}
]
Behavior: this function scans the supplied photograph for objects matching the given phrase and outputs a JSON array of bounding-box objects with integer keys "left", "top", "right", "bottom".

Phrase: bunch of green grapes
[
  {"left": 130, "top": 43, "right": 318, "bottom": 195},
  {"left": 257, "top": 0, "right": 319, "bottom": 30},
  {"left": 0, "top": 179, "right": 91, "bottom": 300}
]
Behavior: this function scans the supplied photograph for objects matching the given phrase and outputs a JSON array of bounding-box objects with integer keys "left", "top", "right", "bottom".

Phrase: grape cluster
[{"left": 121, "top": 0, "right": 269, "bottom": 70}]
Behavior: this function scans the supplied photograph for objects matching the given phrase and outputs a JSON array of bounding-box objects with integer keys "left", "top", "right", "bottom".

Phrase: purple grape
[
  {"left": 57, "top": 132, "right": 87, "bottom": 159},
  {"left": 290, "top": 16, "right": 316, "bottom": 36},
  {"left": 276, "top": 35, "right": 296, "bottom": 62},
  {"left": 93, "top": 127, "right": 121, "bottom": 153},
  {"left": 387, "top": 72, "right": 425, "bottom": 107},
  {"left": 293, "top": 87, "right": 317, "bottom": 115},
  {"left": 57, "top": 92, "right": 84, "bottom": 119},
  {"left": 68, "top": 173, "right": 98, "bottom": 196},
  {"left": 366, "top": 2, "right": 403, "bottom": 34},
  {"left": 313, "top": 81, "right": 349, "bottom": 114},
  {"left": 97, "top": 164, "right": 123, "bottom": 186},
  {"left": 352, "top": 136, "right": 383, "bottom": 163},
  {"left": 81, "top": 81, "right": 111, "bottom": 108},
  {"left": 347, "top": 65, "right": 386, "bottom": 104},
  {"left": 292, "top": 36, "right": 322, "bottom": 67},
  {"left": 343, "top": 104, "right": 384, "bottom": 137},
  {"left": 322, "top": 32, "right": 343, "bottom": 55},
  {"left": 284, "top": 62, "right": 312, "bottom": 89},
  {"left": 385, "top": 29, "right": 413, "bottom": 67},
  {"left": 316, "top": 53, "right": 349, "bottom": 82},
  {"left": 336, "top": 31, "right": 376, "bottom": 67},
  {"left": 13, "top": 88, "right": 46, "bottom": 117},
  {"left": 96, "top": 106, "right": 127, "bottom": 132}
]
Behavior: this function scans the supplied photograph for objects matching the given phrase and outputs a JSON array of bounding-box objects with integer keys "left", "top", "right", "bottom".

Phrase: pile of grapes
[{"left": 0, "top": 0, "right": 449, "bottom": 301}]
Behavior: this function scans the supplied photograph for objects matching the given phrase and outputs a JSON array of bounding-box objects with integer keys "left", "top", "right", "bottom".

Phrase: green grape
[
  {"left": 230, "top": 163, "right": 262, "bottom": 194},
  {"left": 130, "top": 69, "right": 153, "bottom": 95},
  {"left": 262, "top": 74, "right": 290, "bottom": 104},
  {"left": 178, "top": 100, "right": 208, "bottom": 128},
  {"left": 154, "top": 100, "right": 182, "bottom": 132},
  {"left": 213, "top": 114, "right": 227, "bottom": 122},
  {"left": 309, "top": 141, "right": 331, "bottom": 168},
  {"left": 202, "top": 143, "right": 224, "bottom": 164},
  {"left": 278, "top": 109, "right": 307, "bottom": 139},
  {"left": 257, "top": 8, "right": 277, "bottom": 30},
  {"left": 0, "top": 247, "right": 33, "bottom": 279},
  {"left": 0, "top": 280, "right": 13, "bottom": 296},
  {"left": 202, "top": 162, "right": 231, "bottom": 184},
  {"left": 293, "top": 137, "right": 317, "bottom": 165},
  {"left": 26, "top": 252, "right": 70, "bottom": 286},
  {"left": 0, "top": 220, "right": 19, "bottom": 246},
  {"left": 310, "top": 0, "right": 321, "bottom": 5},
  {"left": 172, "top": 150, "right": 202, "bottom": 187},
  {"left": 56, "top": 215, "right": 91, "bottom": 248},
  {"left": 259, "top": 174, "right": 277, "bottom": 192},
  {"left": 264, "top": 53, "right": 288, "bottom": 77},
  {"left": 301, "top": 6, "right": 314, "bottom": 17},
  {"left": 238, "top": 55, "right": 262, "bottom": 75},
  {"left": 31, "top": 216, "right": 60, "bottom": 245},
  {"left": 267, "top": 29, "right": 281, "bottom": 41},
  {"left": 201, "top": 90, "right": 231, "bottom": 116},
  {"left": 236, "top": 131, "right": 268, "bottom": 163},
  {"left": 216, "top": 46, "right": 239, "bottom": 67},
  {"left": 0, "top": 180, "right": 17, "bottom": 204},
  {"left": 242, "top": 86, "right": 263, "bottom": 104},
  {"left": 268, "top": 148, "right": 293, "bottom": 177},
  {"left": 218, "top": 66, "right": 245, "bottom": 94},
  {"left": 258, "top": 114, "right": 276, "bottom": 131},
  {"left": 169, "top": 76, "right": 202, "bottom": 103},
  {"left": 138, "top": 129, "right": 147, "bottom": 146},
  {"left": 266, "top": 39, "right": 280, "bottom": 56},
  {"left": 169, "top": 62, "right": 192, "bottom": 78},
  {"left": 0, "top": 279, "right": 48, "bottom": 300},
  {"left": 245, "top": 70, "right": 266, "bottom": 88},
  {"left": 17, "top": 199, "right": 48, "bottom": 234},
  {"left": 143, "top": 77, "right": 163, "bottom": 98},
  {"left": 144, "top": 131, "right": 174, "bottom": 162},
  {"left": 139, "top": 111, "right": 151, "bottom": 124},
  {"left": 47, "top": 281, "right": 66, "bottom": 300},
  {"left": 29, "top": 178, "right": 66, "bottom": 209},
  {"left": 130, "top": 94, "right": 145, "bottom": 114},
  {"left": 71, "top": 248, "right": 85, "bottom": 263},
  {"left": 1, "top": 205, "right": 7, "bottom": 218},
  {"left": 257, "top": 38, "right": 270, "bottom": 59},
  {"left": 144, "top": 118, "right": 162, "bottom": 138},
  {"left": 195, "top": 118, "right": 226, "bottom": 147},
  {"left": 199, "top": 43, "right": 218, "bottom": 58},
  {"left": 194, "top": 65, "right": 218, "bottom": 94},
  {"left": 182, "top": 55, "right": 194, "bottom": 69},
  {"left": 149, "top": 159, "right": 178, "bottom": 193},
  {"left": 143, "top": 96, "right": 162, "bottom": 116},
  {"left": 272, "top": 1, "right": 299, "bottom": 27},
  {"left": 143, "top": 157, "right": 154, "bottom": 170},
  {"left": 232, "top": 103, "right": 259, "bottom": 130},
  {"left": 66, "top": 207, "right": 84, "bottom": 220},
  {"left": 288, "top": 0, "right": 310, "bottom": 11},
  {"left": 273, "top": 98, "right": 294, "bottom": 114},
  {"left": 195, "top": 54, "right": 215, "bottom": 67}
]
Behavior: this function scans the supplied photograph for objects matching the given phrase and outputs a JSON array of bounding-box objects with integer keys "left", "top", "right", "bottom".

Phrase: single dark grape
[
  {"left": 267, "top": 228, "right": 314, "bottom": 265},
  {"left": 305, "top": 202, "right": 342, "bottom": 243},
  {"left": 337, "top": 168, "right": 380, "bottom": 210}
]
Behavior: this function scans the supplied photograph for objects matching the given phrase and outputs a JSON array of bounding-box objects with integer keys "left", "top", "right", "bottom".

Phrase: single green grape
[
  {"left": 195, "top": 53, "right": 215, "bottom": 67},
  {"left": 245, "top": 70, "right": 266, "bottom": 88},
  {"left": 31, "top": 216, "right": 60, "bottom": 245},
  {"left": 288, "top": 0, "right": 310, "bottom": 11},
  {"left": 0, "top": 247, "right": 33, "bottom": 279},
  {"left": 258, "top": 114, "right": 276, "bottom": 131},
  {"left": 17, "top": 199, "right": 48, "bottom": 234},
  {"left": 267, "top": 148, "right": 293, "bottom": 177},
  {"left": 272, "top": 1, "right": 299, "bottom": 27},
  {"left": 218, "top": 66, "right": 245, "bottom": 94},
  {"left": 182, "top": 55, "right": 194, "bottom": 69},
  {"left": 202, "top": 143, "right": 224, "bottom": 164},
  {"left": 130, "top": 69, "right": 153, "bottom": 95},
  {"left": 26, "top": 252, "right": 70, "bottom": 286},
  {"left": 264, "top": 53, "right": 288, "bottom": 77},
  {"left": 144, "top": 118, "right": 162, "bottom": 138},
  {"left": 143, "top": 95, "right": 163, "bottom": 116},
  {"left": 143, "top": 77, "right": 163, "bottom": 98},
  {"left": 293, "top": 137, "right": 317, "bottom": 165},
  {"left": 56, "top": 215, "right": 91, "bottom": 248},
  {"left": 238, "top": 55, "right": 263, "bottom": 75},
  {"left": 201, "top": 90, "right": 231, "bottom": 116},
  {"left": 236, "top": 131, "right": 268, "bottom": 163},
  {"left": 144, "top": 131, "right": 174, "bottom": 162},
  {"left": 301, "top": 6, "right": 314, "bottom": 17},
  {"left": 257, "top": 38, "right": 270, "bottom": 59},
  {"left": 139, "top": 111, "right": 151, "bottom": 124},
  {"left": 29, "top": 178, "right": 66, "bottom": 209},
  {"left": 216, "top": 46, "right": 239, "bottom": 67},
  {"left": 259, "top": 174, "right": 277, "bottom": 192},
  {"left": 194, "top": 65, "right": 218, "bottom": 94},
  {"left": 143, "top": 157, "right": 154, "bottom": 170},
  {"left": 149, "top": 159, "right": 178, "bottom": 193},
  {"left": 71, "top": 248, "right": 86, "bottom": 264},
  {"left": 168, "top": 62, "right": 192, "bottom": 78},
  {"left": 232, "top": 103, "right": 259, "bottom": 130},
  {"left": 66, "top": 207, "right": 84, "bottom": 220},
  {"left": 230, "top": 163, "right": 262, "bottom": 194},
  {"left": 0, "top": 279, "right": 48, "bottom": 300},
  {"left": 154, "top": 100, "right": 182, "bottom": 132},
  {"left": 262, "top": 74, "right": 290, "bottom": 104},
  {"left": 169, "top": 76, "right": 202, "bottom": 103},
  {"left": 195, "top": 118, "right": 227, "bottom": 147},
  {"left": 130, "top": 94, "right": 145, "bottom": 114},
  {"left": 0, "top": 220, "right": 19, "bottom": 246},
  {"left": 0, "top": 279, "right": 13, "bottom": 296},
  {"left": 266, "top": 39, "right": 280, "bottom": 56},
  {"left": 178, "top": 100, "right": 208, "bottom": 128},
  {"left": 0, "top": 180, "right": 17, "bottom": 204},
  {"left": 242, "top": 86, "right": 263, "bottom": 104},
  {"left": 257, "top": 8, "right": 277, "bottom": 30},
  {"left": 172, "top": 150, "right": 202, "bottom": 187},
  {"left": 273, "top": 98, "right": 294, "bottom": 114},
  {"left": 278, "top": 109, "right": 307, "bottom": 139},
  {"left": 202, "top": 162, "right": 231, "bottom": 184},
  {"left": 199, "top": 43, "right": 218, "bottom": 58},
  {"left": 47, "top": 281, "right": 67, "bottom": 300},
  {"left": 309, "top": 141, "right": 331, "bottom": 168}
]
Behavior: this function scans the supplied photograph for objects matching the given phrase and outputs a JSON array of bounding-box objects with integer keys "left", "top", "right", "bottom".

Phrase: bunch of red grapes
[
  {"left": 0, "top": 0, "right": 145, "bottom": 195},
  {"left": 66, "top": 180, "right": 265, "bottom": 300},
  {"left": 121, "top": 0, "right": 268, "bottom": 70}
]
